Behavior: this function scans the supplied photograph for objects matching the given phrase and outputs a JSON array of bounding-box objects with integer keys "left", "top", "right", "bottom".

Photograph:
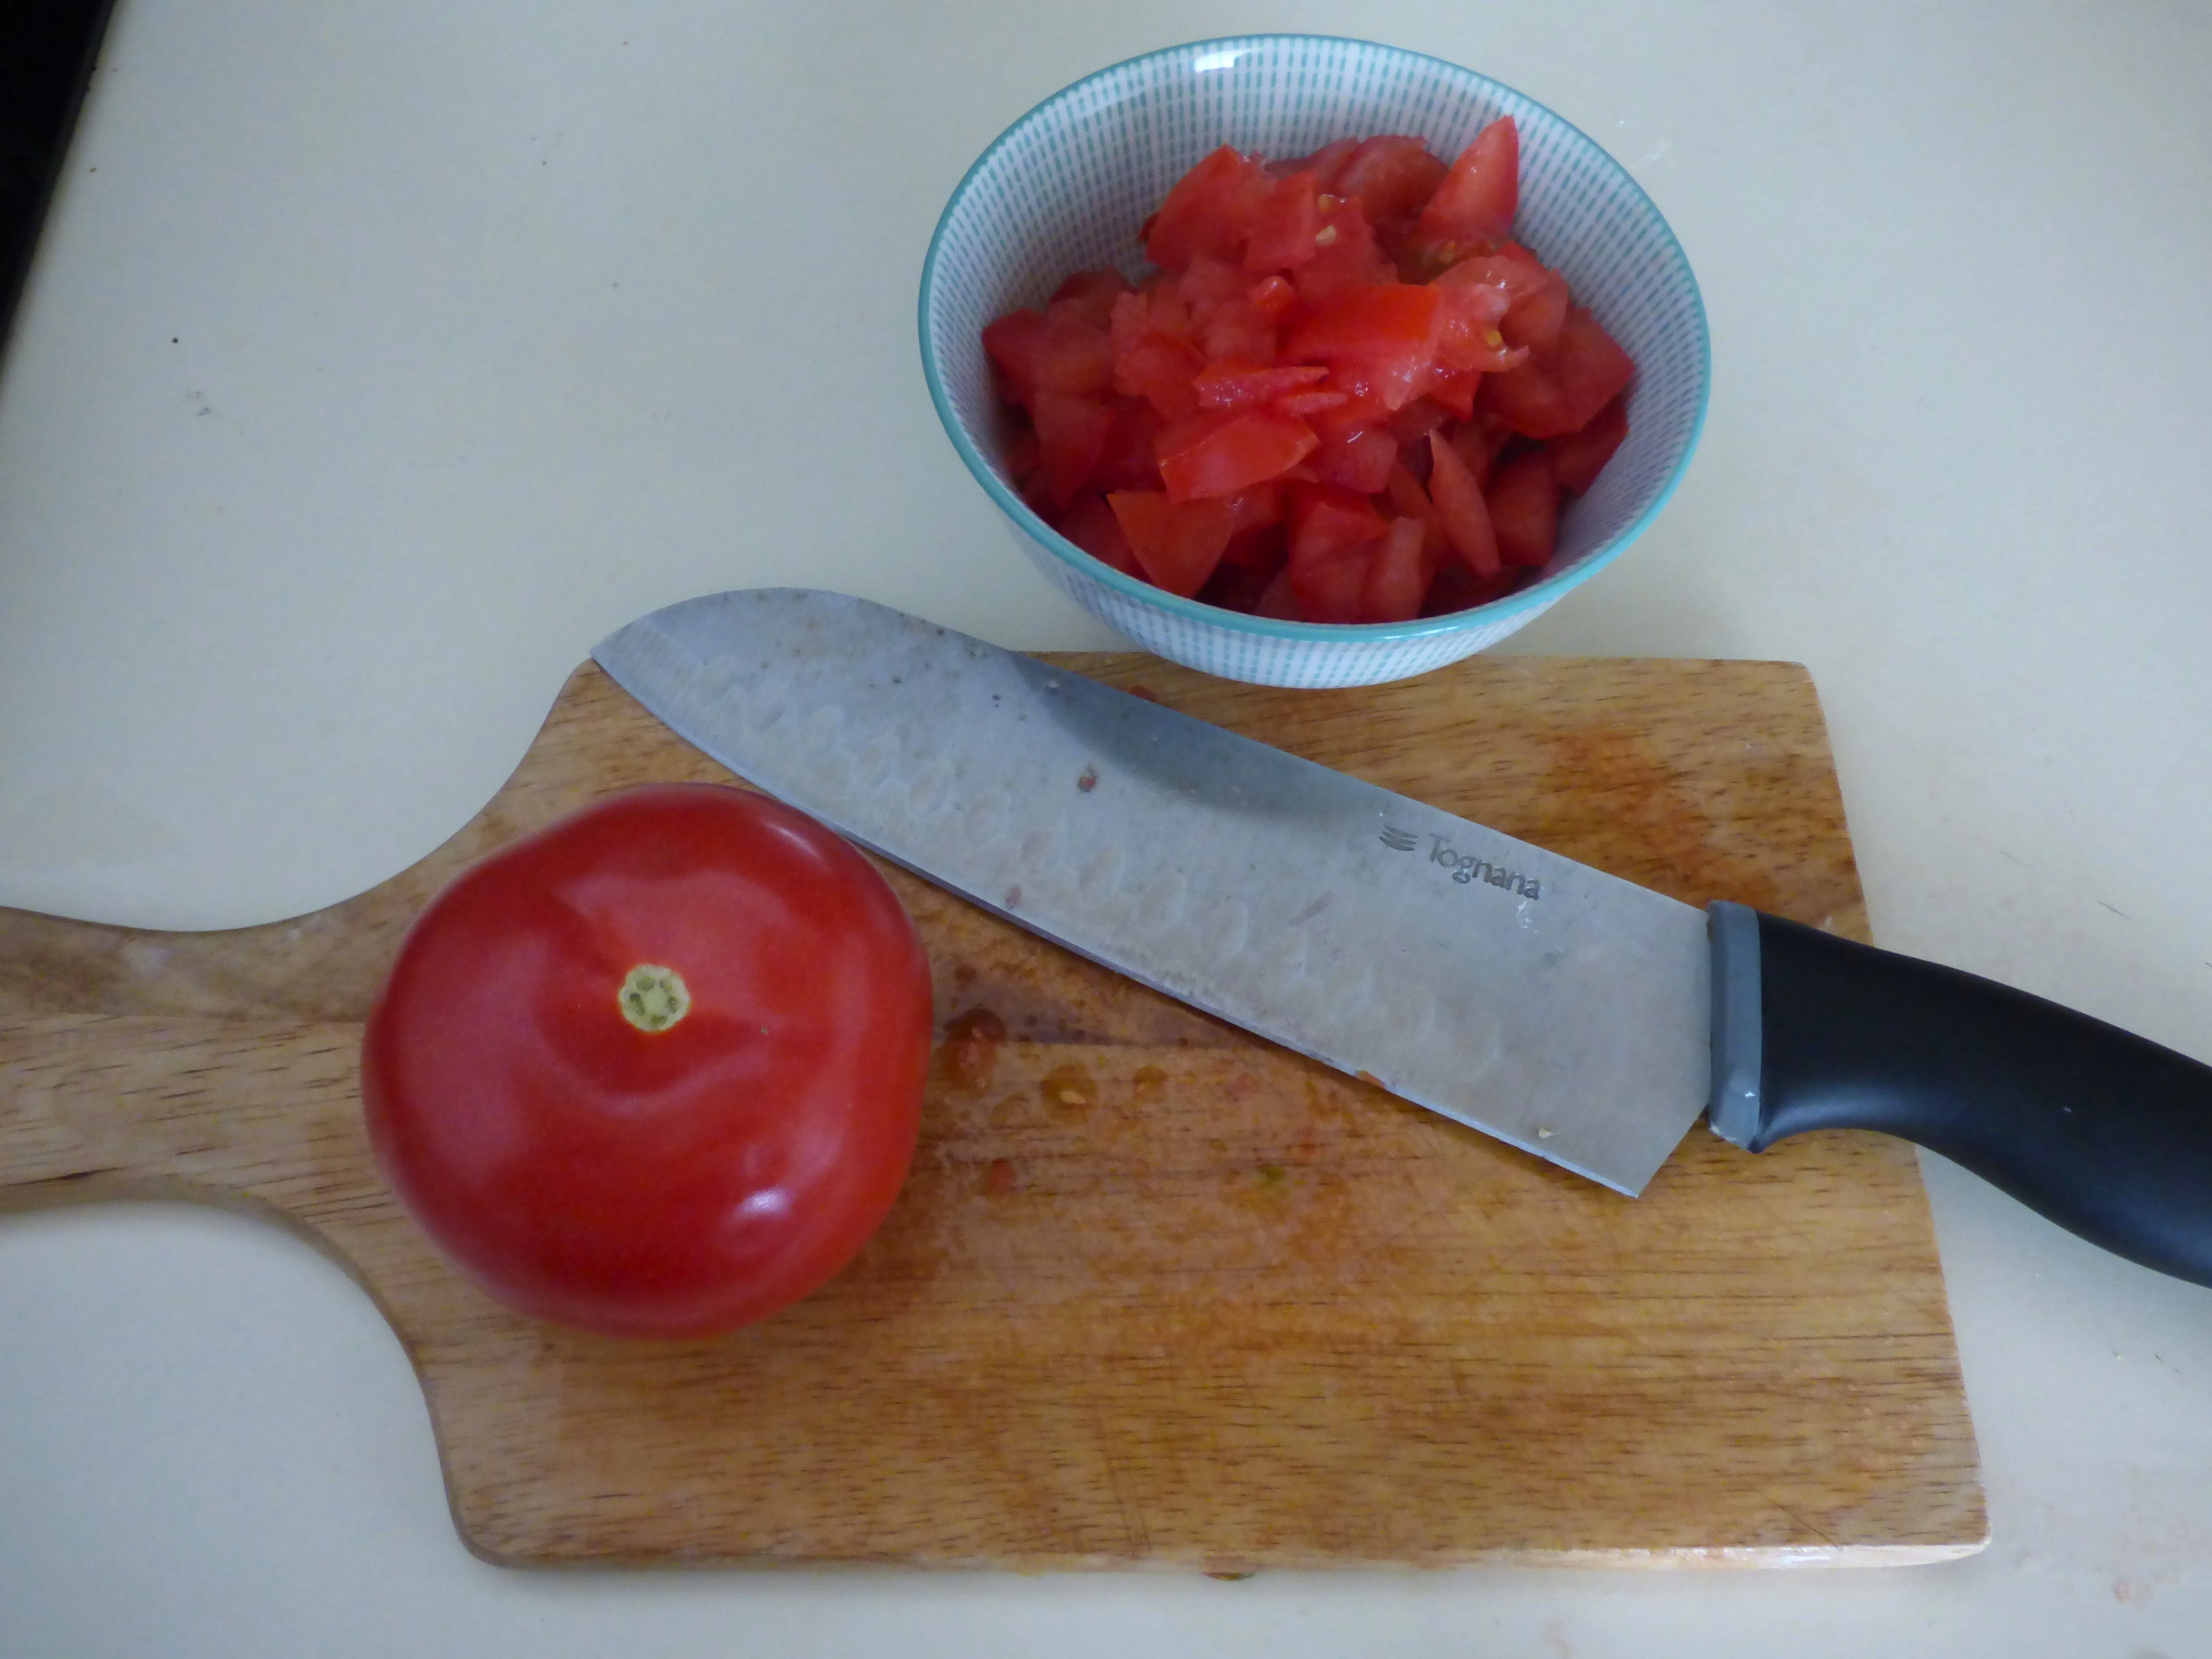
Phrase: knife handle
[{"left": 1706, "top": 900, "right": 2212, "bottom": 1287}]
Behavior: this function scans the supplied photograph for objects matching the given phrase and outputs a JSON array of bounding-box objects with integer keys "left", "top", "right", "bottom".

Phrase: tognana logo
[
  {"left": 1378, "top": 824, "right": 1419, "bottom": 851},
  {"left": 1429, "top": 835, "right": 1541, "bottom": 900}
]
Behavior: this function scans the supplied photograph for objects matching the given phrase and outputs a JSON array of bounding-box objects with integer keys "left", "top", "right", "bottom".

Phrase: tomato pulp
[
  {"left": 361, "top": 783, "right": 934, "bottom": 1339},
  {"left": 981, "top": 120, "right": 1636, "bottom": 624}
]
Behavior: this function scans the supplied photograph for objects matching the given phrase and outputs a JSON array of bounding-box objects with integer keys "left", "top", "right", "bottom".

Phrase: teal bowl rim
[{"left": 918, "top": 33, "right": 1712, "bottom": 646}]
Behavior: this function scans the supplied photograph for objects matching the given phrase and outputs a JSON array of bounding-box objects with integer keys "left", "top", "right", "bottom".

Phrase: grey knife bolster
[
  {"left": 1701, "top": 899, "right": 2212, "bottom": 1288},
  {"left": 1705, "top": 900, "right": 1765, "bottom": 1145}
]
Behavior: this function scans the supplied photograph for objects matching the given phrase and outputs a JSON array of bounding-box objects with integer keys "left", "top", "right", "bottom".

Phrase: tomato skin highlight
[{"left": 361, "top": 784, "right": 933, "bottom": 1341}]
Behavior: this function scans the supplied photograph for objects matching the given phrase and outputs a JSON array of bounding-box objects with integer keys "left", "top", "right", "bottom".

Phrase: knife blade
[{"left": 594, "top": 589, "right": 2212, "bottom": 1284}]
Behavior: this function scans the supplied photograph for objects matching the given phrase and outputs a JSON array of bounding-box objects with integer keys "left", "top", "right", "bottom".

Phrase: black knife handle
[{"left": 1707, "top": 900, "right": 2212, "bottom": 1286}]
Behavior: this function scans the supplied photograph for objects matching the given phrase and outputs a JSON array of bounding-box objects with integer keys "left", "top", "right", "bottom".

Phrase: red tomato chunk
[{"left": 982, "top": 120, "right": 1635, "bottom": 624}]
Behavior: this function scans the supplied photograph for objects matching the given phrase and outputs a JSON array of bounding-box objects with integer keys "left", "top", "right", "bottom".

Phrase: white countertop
[{"left": 3, "top": 1, "right": 2209, "bottom": 1653}]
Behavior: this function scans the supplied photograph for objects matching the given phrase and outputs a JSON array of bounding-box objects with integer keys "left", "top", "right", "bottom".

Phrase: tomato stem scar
[{"left": 619, "top": 965, "right": 691, "bottom": 1033}]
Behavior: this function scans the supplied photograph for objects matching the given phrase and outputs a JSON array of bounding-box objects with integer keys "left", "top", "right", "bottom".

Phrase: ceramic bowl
[{"left": 919, "top": 35, "right": 1708, "bottom": 687}]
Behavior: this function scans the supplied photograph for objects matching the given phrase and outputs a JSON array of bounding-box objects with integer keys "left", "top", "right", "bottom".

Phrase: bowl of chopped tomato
[{"left": 920, "top": 35, "right": 1708, "bottom": 688}]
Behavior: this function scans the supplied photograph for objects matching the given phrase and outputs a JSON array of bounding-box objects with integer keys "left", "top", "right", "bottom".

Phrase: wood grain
[{"left": 0, "top": 653, "right": 1984, "bottom": 1569}]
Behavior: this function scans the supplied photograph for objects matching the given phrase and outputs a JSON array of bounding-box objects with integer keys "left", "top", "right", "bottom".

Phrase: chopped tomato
[
  {"left": 1159, "top": 408, "right": 1320, "bottom": 502},
  {"left": 1089, "top": 399, "right": 1166, "bottom": 493},
  {"left": 1383, "top": 458, "right": 1432, "bottom": 517},
  {"left": 1495, "top": 247, "right": 1570, "bottom": 352},
  {"left": 1427, "top": 365, "right": 1483, "bottom": 420},
  {"left": 1427, "top": 428, "right": 1503, "bottom": 577},
  {"left": 1152, "top": 406, "right": 1229, "bottom": 465},
  {"left": 1287, "top": 481, "right": 1389, "bottom": 567},
  {"left": 1221, "top": 534, "right": 1287, "bottom": 578},
  {"left": 983, "top": 307, "right": 1113, "bottom": 407},
  {"left": 1200, "top": 306, "right": 1276, "bottom": 364},
  {"left": 1047, "top": 269, "right": 1134, "bottom": 331},
  {"left": 1423, "top": 558, "right": 1520, "bottom": 616},
  {"left": 1199, "top": 558, "right": 1283, "bottom": 614},
  {"left": 1107, "top": 490, "right": 1237, "bottom": 596},
  {"left": 1442, "top": 247, "right": 1566, "bottom": 354},
  {"left": 981, "top": 307, "right": 1049, "bottom": 404},
  {"left": 1334, "top": 137, "right": 1449, "bottom": 233},
  {"left": 1293, "top": 195, "right": 1396, "bottom": 308},
  {"left": 1417, "top": 117, "right": 1519, "bottom": 252},
  {"left": 1225, "top": 481, "right": 1286, "bottom": 533},
  {"left": 983, "top": 126, "right": 1634, "bottom": 624},
  {"left": 1449, "top": 408, "right": 1518, "bottom": 485},
  {"left": 1387, "top": 395, "right": 1453, "bottom": 450},
  {"left": 1288, "top": 538, "right": 1370, "bottom": 623},
  {"left": 1146, "top": 145, "right": 1273, "bottom": 271},
  {"left": 1284, "top": 283, "right": 1446, "bottom": 411},
  {"left": 1219, "top": 521, "right": 1288, "bottom": 575},
  {"left": 1057, "top": 493, "right": 1140, "bottom": 575},
  {"left": 1384, "top": 460, "right": 1454, "bottom": 573},
  {"left": 1246, "top": 273, "right": 1300, "bottom": 323},
  {"left": 1177, "top": 252, "right": 1251, "bottom": 312},
  {"left": 1430, "top": 260, "right": 1512, "bottom": 310},
  {"left": 1362, "top": 516, "right": 1431, "bottom": 622},
  {"left": 1245, "top": 170, "right": 1323, "bottom": 274},
  {"left": 1272, "top": 385, "right": 1352, "bottom": 420},
  {"left": 1193, "top": 359, "right": 1330, "bottom": 411},
  {"left": 1434, "top": 276, "right": 1527, "bottom": 373},
  {"left": 1275, "top": 137, "right": 1359, "bottom": 189},
  {"left": 1002, "top": 425, "right": 1040, "bottom": 497},
  {"left": 1310, "top": 427, "right": 1398, "bottom": 494},
  {"left": 1487, "top": 448, "right": 1562, "bottom": 568},
  {"left": 1480, "top": 304, "right": 1635, "bottom": 438},
  {"left": 1110, "top": 294, "right": 1206, "bottom": 418},
  {"left": 1546, "top": 392, "right": 1629, "bottom": 493},
  {"left": 1303, "top": 373, "right": 1394, "bottom": 442},
  {"left": 1031, "top": 391, "right": 1115, "bottom": 512},
  {"left": 1254, "top": 566, "right": 1302, "bottom": 618}
]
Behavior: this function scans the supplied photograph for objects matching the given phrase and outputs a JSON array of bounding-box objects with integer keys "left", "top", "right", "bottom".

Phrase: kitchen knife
[{"left": 593, "top": 589, "right": 2212, "bottom": 1288}]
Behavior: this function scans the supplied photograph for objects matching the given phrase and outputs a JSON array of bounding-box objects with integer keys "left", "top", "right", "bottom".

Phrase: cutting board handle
[{"left": 0, "top": 1014, "right": 374, "bottom": 1221}]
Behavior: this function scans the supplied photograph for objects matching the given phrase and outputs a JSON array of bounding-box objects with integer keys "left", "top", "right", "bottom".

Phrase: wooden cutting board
[{"left": 0, "top": 652, "right": 1985, "bottom": 1570}]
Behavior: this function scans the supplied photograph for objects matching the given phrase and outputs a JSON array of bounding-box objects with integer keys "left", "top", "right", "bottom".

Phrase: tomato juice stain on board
[
  {"left": 940, "top": 1006, "right": 1008, "bottom": 1093},
  {"left": 1040, "top": 1062, "right": 1098, "bottom": 1120}
]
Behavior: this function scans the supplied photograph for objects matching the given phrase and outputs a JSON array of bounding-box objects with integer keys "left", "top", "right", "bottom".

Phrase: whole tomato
[{"left": 361, "top": 783, "right": 933, "bottom": 1339}]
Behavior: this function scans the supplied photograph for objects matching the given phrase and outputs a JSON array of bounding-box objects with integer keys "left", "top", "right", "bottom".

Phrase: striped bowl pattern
[{"left": 919, "top": 36, "right": 1709, "bottom": 687}]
